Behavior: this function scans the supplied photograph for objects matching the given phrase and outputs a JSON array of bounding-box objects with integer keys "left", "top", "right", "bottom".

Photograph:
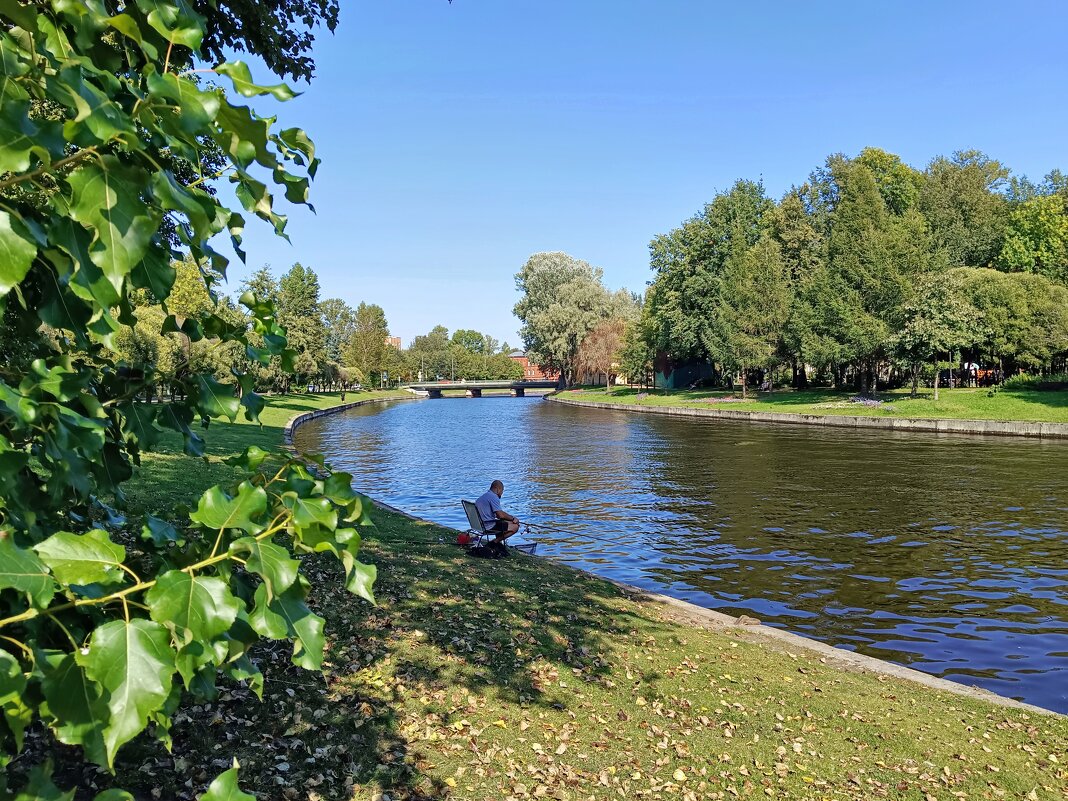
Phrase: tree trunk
[
  {"left": 933, "top": 355, "right": 940, "bottom": 401},
  {"left": 859, "top": 363, "right": 870, "bottom": 397},
  {"left": 797, "top": 357, "right": 809, "bottom": 389},
  {"left": 740, "top": 365, "right": 747, "bottom": 399},
  {"left": 910, "top": 363, "right": 919, "bottom": 398}
]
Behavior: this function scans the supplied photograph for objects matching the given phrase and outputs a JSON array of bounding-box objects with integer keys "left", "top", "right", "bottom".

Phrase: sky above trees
[{"left": 223, "top": 0, "right": 1068, "bottom": 345}]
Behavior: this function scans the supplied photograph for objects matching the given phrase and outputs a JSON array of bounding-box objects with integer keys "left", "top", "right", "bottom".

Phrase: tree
[
  {"left": 706, "top": 234, "right": 791, "bottom": 397},
  {"left": 346, "top": 302, "right": 390, "bottom": 387},
  {"left": 805, "top": 160, "right": 938, "bottom": 394},
  {"left": 770, "top": 189, "right": 825, "bottom": 387},
  {"left": 196, "top": 0, "right": 339, "bottom": 81},
  {"left": 855, "top": 147, "right": 923, "bottom": 215},
  {"left": 514, "top": 252, "right": 621, "bottom": 385},
  {"left": 242, "top": 265, "right": 280, "bottom": 305},
  {"left": 321, "top": 297, "right": 356, "bottom": 364},
  {"left": 645, "top": 181, "right": 773, "bottom": 365},
  {"left": 892, "top": 272, "right": 982, "bottom": 399},
  {"left": 998, "top": 194, "right": 1068, "bottom": 285},
  {"left": 956, "top": 268, "right": 1068, "bottom": 372},
  {"left": 618, "top": 311, "right": 655, "bottom": 388},
  {"left": 278, "top": 263, "right": 326, "bottom": 383},
  {"left": 452, "top": 328, "right": 488, "bottom": 353},
  {"left": 920, "top": 150, "right": 1010, "bottom": 267},
  {"left": 0, "top": 3, "right": 376, "bottom": 798},
  {"left": 576, "top": 318, "right": 628, "bottom": 389}
]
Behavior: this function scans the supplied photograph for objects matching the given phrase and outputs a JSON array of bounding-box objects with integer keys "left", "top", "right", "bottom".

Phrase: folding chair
[
  {"left": 459, "top": 500, "right": 538, "bottom": 555},
  {"left": 461, "top": 499, "right": 492, "bottom": 548}
]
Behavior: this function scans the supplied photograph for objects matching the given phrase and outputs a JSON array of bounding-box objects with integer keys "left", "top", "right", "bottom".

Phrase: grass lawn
[
  {"left": 561, "top": 386, "right": 1068, "bottom": 424},
  {"left": 99, "top": 394, "right": 1068, "bottom": 800}
]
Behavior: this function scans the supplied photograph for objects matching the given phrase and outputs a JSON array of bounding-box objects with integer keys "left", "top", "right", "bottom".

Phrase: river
[{"left": 293, "top": 395, "right": 1068, "bottom": 712}]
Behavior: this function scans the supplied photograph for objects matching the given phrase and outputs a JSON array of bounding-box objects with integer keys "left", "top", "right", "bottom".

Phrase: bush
[{"left": 1003, "top": 373, "right": 1068, "bottom": 391}]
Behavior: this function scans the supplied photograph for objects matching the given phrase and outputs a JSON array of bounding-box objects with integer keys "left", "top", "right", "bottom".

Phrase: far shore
[{"left": 549, "top": 386, "right": 1068, "bottom": 438}]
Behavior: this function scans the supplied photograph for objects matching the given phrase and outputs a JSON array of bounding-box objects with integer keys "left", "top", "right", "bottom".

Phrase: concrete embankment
[
  {"left": 547, "top": 395, "right": 1068, "bottom": 439},
  {"left": 282, "top": 393, "right": 416, "bottom": 444}
]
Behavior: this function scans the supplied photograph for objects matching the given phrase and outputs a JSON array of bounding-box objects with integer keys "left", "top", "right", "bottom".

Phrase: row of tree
[
  {"left": 112, "top": 260, "right": 529, "bottom": 392},
  {"left": 629, "top": 148, "right": 1068, "bottom": 394}
]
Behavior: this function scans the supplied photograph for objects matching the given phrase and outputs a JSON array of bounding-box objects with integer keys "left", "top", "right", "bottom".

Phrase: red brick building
[{"left": 508, "top": 350, "right": 557, "bottom": 380}]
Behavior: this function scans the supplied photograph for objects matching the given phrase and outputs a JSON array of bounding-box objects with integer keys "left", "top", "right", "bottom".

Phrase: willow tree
[{"left": 514, "top": 252, "right": 618, "bottom": 386}]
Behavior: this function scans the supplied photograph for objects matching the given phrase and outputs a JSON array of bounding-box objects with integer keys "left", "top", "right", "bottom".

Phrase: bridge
[{"left": 405, "top": 380, "right": 558, "bottom": 398}]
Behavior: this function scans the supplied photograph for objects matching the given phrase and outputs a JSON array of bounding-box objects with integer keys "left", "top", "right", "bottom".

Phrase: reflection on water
[{"left": 294, "top": 397, "right": 1068, "bottom": 712}]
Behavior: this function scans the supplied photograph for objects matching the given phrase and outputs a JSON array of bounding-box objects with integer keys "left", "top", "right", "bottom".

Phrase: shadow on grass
[{"left": 63, "top": 506, "right": 668, "bottom": 801}]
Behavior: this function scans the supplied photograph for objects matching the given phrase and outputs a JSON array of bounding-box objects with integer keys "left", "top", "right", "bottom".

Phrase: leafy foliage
[
  {"left": 630, "top": 146, "right": 1068, "bottom": 392},
  {"left": 0, "top": 1, "right": 377, "bottom": 798},
  {"left": 514, "top": 252, "right": 637, "bottom": 385}
]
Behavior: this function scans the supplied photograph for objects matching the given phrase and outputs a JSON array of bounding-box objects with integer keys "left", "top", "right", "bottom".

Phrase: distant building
[
  {"left": 384, "top": 336, "right": 401, "bottom": 349},
  {"left": 508, "top": 350, "right": 557, "bottom": 380}
]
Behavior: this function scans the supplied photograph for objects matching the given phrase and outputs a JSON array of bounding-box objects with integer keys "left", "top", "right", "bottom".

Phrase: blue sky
[{"left": 222, "top": 0, "right": 1068, "bottom": 347}]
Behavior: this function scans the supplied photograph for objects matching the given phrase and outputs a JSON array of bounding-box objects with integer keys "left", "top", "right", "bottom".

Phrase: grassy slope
[
  {"left": 562, "top": 386, "right": 1068, "bottom": 423},
  {"left": 109, "top": 394, "right": 1068, "bottom": 801}
]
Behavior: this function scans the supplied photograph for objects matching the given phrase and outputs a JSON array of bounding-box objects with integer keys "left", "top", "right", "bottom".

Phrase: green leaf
[
  {"left": 265, "top": 580, "right": 324, "bottom": 671},
  {"left": 341, "top": 551, "right": 377, "bottom": 604},
  {"left": 189, "top": 482, "right": 266, "bottom": 534},
  {"left": 229, "top": 537, "right": 297, "bottom": 597},
  {"left": 0, "top": 100, "right": 61, "bottom": 172},
  {"left": 282, "top": 493, "right": 337, "bottom": 531},
  {"left": 0, "top": 648, "right": 31, "bottom": 750},
  {"left": 134, "top": 0, "right": 205, "bottom": 50},
  {"left": 39, "top": 652, "right": 108, "bottom": 767},
  {"left": 247, "top": 583, "right": 286, "bottom": 639},
  {"left": 67, "top": 158, "right": 160, "bottom": 298},
  {"left": 146, "top": 570, "right": 240, "bottom": 643},
  {"left": 173, "top": 639, "right": 225, "bottom": 689},
  {"left": 94, "top": 790, "right": 135, "bottom": 801},
  {"left": 193, "top": 374, "right": 241, "bottom": 421},
  {"left": 216, "top": 61, "right": 298, "bottom": 101},
  {"left": 322, "top": 472, "right": 357, "bottom": 504},
  {"left": 0, "top": 210, "right": 37, "bottom": 298},
  {"left": 106, "top": 13, "right": 158, "bottom": 60},
  {"left": 151, "top": 171, "right": 219, "bottom": 240},
  {"left": 141, "top": 515, "right": 181, "bottom": 546},
  {"left": 78, "top": 619, "right": 175, "bottom": 768},
  {"left": 223, "top": 445, "right": 270, "bottom": 472},
  {"left": 0, "top": 536, "right": 55, "bottom": 608},
  {"left": 222, "top": 655, "right": 263, "bottom": 700},
  {"left": 34, "top": 529, "right": 126, "bottom": 587},
  {"left": 200, "top": 763, "right": 255, "bottom": 801},
  {"left": 240, "top": 390, "right": 265, "bottom": 423}
]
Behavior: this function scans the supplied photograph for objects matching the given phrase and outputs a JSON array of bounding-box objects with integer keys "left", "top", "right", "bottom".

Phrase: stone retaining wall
[
  {"left": 283, "top": 394, "right": 416, "bottom": 447},
  {"left": 547, "top": 396, "right": 1068, "bottom": 439}
]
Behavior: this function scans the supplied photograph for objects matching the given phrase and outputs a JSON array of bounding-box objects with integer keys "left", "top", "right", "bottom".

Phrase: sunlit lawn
[
  {"left": 94, "top": 393, "right": 1068, "bottom": 800},
  {"left": 564, "top": 386, "right": 1068, "bottom": 423}
]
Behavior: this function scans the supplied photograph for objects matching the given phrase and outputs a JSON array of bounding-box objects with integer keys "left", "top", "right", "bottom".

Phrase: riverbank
[
  {"left": 114, "top": 395, "right": 1068, "bottom": 800},
  {"left": 553, "top": 386, "right": 1068, "bottom": 438}
]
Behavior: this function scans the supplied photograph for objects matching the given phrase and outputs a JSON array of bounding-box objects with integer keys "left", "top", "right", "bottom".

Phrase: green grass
[
  {"left": 122, "top": 389, "right": 408, "bottom": 515},
  {"left": 562, "top": 385, "right": 1068, "bottom": 423},
  {"left": 101, "top": 393, "right": 1068, "bottom": 800}
]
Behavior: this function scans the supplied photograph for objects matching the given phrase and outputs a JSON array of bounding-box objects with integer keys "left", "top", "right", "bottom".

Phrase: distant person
[{"left": 474, "top": 480, "right": 520, "bottom": 543}]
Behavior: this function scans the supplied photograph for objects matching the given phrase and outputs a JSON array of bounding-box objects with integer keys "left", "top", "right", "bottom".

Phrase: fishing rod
[{"left": 521, "top": 520, "right": 634, "bottom": 548}]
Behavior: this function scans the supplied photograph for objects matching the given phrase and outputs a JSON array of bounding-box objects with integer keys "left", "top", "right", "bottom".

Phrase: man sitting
[{"left": 474, "top": 480, "right": 520, "bottom": 543}]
